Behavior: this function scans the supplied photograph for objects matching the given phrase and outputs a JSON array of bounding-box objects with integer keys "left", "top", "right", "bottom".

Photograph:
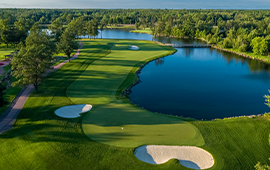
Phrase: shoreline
[
  {"left": 121, "top": 41, "right": 176, "bottom": 98},
  {"left": 119, "top": 38, "right": 269, "bottom": 121}
]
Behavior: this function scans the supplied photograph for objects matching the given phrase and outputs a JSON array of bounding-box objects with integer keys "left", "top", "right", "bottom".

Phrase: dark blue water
[
  {"left": 129, "top": 47, "right": 270, "bottom": 120},
  {"left": 93, "top": 29, "right": 270, "bottom": 120}
]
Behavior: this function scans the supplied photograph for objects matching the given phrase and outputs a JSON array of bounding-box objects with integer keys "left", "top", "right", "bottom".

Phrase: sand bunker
[
  {"left": 55, "top": 104, "right": 92, "bottom": 118},
  {"left": 128, "top": 45, "right": 139, "bottom": 50},
  {"left": 134, "top": 145, "right": 214, "bottom": 169}
]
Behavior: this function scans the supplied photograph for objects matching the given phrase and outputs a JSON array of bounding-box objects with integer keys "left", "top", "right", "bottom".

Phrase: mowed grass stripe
[
  {"left": 67, "top": 39, "right": 205, "bottom": 147},
  {"left": 0, "top": 40, "right": 197, "bottom": 170},
  {"left": 192, "top": 117, "right": 270, "bottom": 169},
  {"left": 0, "top": 39, "right": 270, "bottom": 170}
]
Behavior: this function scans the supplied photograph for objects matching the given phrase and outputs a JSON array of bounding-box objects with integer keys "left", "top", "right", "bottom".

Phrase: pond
[{"left": 77, "top": 29, "right": 270, "bottom": 120}]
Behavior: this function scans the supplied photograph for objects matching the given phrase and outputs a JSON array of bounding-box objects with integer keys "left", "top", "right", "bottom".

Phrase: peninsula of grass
[
  {"left": 0, "top": 39, "right": 270, "bottom": 170},
  {"left": 67, "top": 39, "right": 204, "bottom": 147},
  {"left": 130, "top": 29, "right": 152, "bottom": 34}
]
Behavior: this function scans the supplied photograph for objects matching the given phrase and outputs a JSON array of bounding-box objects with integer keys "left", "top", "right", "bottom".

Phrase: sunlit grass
[
  {"left": 67, "top": 39, "right": 204, "bottom": 147},
  {"left": 0, "top": 39, "right": 270, "bottom": 170},
  {"left": 130, "top": 29, "right": 152, "bottom": 34},
  {"left": 0, "top": 44, "right": 16, "bottom": 60}
]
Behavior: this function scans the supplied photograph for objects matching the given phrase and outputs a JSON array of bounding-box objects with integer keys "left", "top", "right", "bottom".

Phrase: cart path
[{"left": 0, "top": 41, "right": 83, "bottom": 134}]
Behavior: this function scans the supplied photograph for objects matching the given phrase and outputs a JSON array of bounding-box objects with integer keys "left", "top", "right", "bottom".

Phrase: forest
[{"left": 0, "top": 9, "right": 270, "bottom": 56}]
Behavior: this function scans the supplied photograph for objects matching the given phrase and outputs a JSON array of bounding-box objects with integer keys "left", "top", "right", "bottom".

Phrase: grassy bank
[
  {"left": 130, "top": 29, "right": 152, "bottom": 34},
  {"left": 106, "top": 24, "right": 135, "bottom": 29},
  {"left": 212, "top": 45, "right": 270, "bottom": 65},
  {"left": 0, "top": 39, "right": 269, "bottom": 169}
]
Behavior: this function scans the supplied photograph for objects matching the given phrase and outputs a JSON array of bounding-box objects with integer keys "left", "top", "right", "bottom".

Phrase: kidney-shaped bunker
[
  {"left": 55, "top": 104, "right": 92, "bottom": 118},
  {"left": 134, "top": 145, "right": 214, "bottom": 169}
]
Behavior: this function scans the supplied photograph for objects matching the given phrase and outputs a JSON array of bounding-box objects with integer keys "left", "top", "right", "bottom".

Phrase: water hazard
[{"left": 86, "top": 29, "right": 270, "bottom": 120}]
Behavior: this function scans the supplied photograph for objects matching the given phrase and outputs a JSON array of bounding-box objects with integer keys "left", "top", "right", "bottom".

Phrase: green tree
[
  {"left": 91, "top": 19, "right": 99, "bottom": 39},
  {"left": 57, "top": 27, "right": 78, "bottom": 62},
  {"left": 156, "top": 21, "right": 165, "bottom": 36},
  {"left": 135, "top": 22, "right": 140, "bottom": 30},
  {"left": 14, "top": 17, "right": 33, "bottom": 43},
  {"left": 100, "top": 23, "right": 105, "bottom": 39},
  {"left": 251, "top": 37, "right": 269, "bottom": 56},
  {"left": 150, "top": 26, "right": 157, "bottom": 41},
  {"left": 86, "top": 19, "right": 98, "bottom": 39},
  {"left": 164, "top": 25, "right": 172, "bottom": 37},
  {"left": 49, "top": 17, "right": 64, "bottom": 42},
  {"left": 11, "top": 24, "right": 55, "bottom": 92}
]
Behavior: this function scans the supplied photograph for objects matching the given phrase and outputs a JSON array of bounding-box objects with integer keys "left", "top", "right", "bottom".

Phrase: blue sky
[{"left": 0, "top": 0, "right": 269, "bottom": 9}]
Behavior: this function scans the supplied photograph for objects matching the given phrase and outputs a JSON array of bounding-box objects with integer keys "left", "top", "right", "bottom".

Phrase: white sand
[
  {"left": 134, "top": 145, "right": 214, "bottom": 169},
  {"left": 128, "top": 45, "right": 139, "bottom": 50},
  {"left": 55, "top": 104, "right": 92, "bottom": 118}
]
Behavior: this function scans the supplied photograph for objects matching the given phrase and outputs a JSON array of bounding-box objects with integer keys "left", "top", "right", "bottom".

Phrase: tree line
[
  {"left": 1, "top": 9, "right": 270, "bottom": 55},
  {"left": 1, "top": 9, "right": 270, "bottom": 94}
]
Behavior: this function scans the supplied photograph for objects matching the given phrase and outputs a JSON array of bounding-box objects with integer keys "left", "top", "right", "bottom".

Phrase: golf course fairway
[
  {"left": 67, "top": 39, "right": 205, "bottom": 147},
  {"left": 1, "top": 39, "right": 270, "bottom": 170}
]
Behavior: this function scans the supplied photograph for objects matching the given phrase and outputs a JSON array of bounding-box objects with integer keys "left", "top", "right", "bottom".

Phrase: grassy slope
[{"left": 67, "top": 39, "right": 204, "bottom": 147}]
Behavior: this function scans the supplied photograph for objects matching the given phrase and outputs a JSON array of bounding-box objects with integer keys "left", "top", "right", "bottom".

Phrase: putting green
[{"left": 67, "top": 39, "right": 205, "bottom": 147}]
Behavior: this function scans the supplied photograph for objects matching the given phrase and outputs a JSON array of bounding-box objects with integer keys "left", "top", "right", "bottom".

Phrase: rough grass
[{"left": 67, "top": 39, "right": 204, "bottom": 147}]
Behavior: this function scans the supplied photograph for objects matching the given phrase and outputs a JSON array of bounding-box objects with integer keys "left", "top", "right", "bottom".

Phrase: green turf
[
  {"left": 0, "top": 39, "right": 195, "bottom": 170},
  {"left": 0, "top": 39, "right": 270, "bottom": 170},
  {"left": 67, "top": 39, "right": 204, "bottom": 147},
  {"left": 130, "top": 29, "right": 152, "bottom": 34},
  {"left": 192, "top": 116, "right": 270, "bottom": 170},
  {"left": 0, "top": 44, "right": 16, "bottom": 60}
]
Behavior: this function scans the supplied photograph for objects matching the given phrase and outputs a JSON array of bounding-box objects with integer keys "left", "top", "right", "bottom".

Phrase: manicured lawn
[
  {"left": 0, "top": 44, "right": 16, "bottom": 60},
  {"left": 0, "top": 39, "right": 270, "bottom": 170},
  {"left": 0, "top": 39, "right": 192, "bottom": 170},
  {"left": 192, "top": 116, "right": 270, "bottom": 169},
  {"left": 130, "top": 29, "right": 152, "bottom": 34},
  {"left": 67, "top": 39, "right": 204, "bottom": 147}
]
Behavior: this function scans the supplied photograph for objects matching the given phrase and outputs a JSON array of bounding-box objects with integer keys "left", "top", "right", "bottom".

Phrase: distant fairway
[{"left": 67, "top": 39, "right": 205, "bottom": 147}]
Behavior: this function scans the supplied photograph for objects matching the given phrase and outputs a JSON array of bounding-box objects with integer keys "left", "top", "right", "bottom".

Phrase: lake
[{"left": 87, "top": 29, "right": 270, "bottom": 120}]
